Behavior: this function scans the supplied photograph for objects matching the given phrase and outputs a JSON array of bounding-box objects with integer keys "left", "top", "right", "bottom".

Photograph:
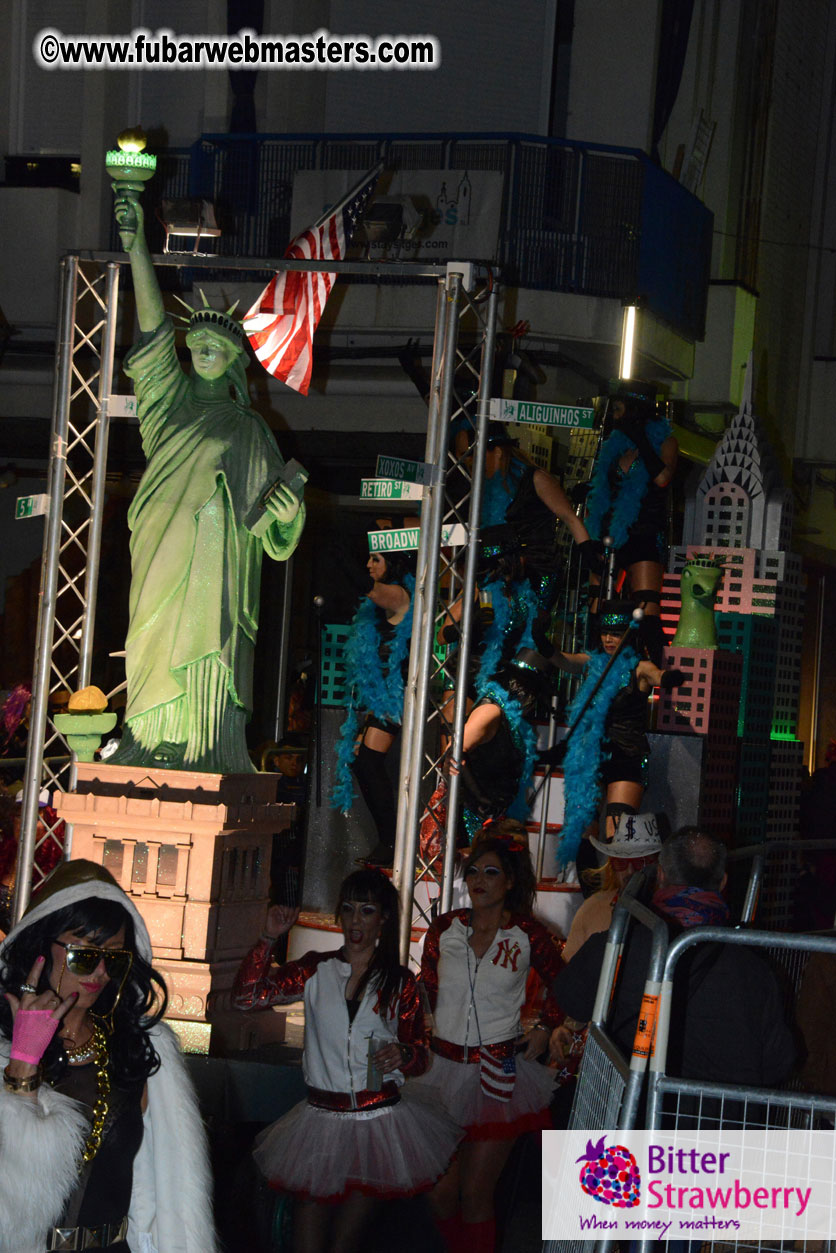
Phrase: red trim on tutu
[
  {"left": 266, "top": 1170, "right": 445, "bottom": 1205},
  {"left": 464, "top": 1105, "right": 553, "bottom": 1142}
]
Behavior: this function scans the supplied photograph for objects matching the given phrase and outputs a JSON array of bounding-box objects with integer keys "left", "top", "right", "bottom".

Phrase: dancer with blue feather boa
[
  {"left": 331, "top": 547, "right": 415, "bottom": 867},
  {"left": 584, "top": 381, "right": 678, "bottom": 666},
  {"left": 542, "top": 601, "right": 683, "bottom": 868}
]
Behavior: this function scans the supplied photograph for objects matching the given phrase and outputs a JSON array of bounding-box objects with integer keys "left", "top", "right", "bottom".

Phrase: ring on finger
[{"left": 19, "top": 982, "right": 38, "bottom": 995}]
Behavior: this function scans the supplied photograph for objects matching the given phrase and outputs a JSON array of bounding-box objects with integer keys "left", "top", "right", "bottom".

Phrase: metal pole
[
  {"left": 393, "top": 279, "right": 449, "bottom": 941},
  {"left": 439, "top": 285, "right": 499, "bottom": 913},
  {"left": 271, "top": 555, "right": 295, "bottom": 742},
  {"left": 395, "top": 274, "right": 462, "bottom": 962},
  {"left": 12, "top": 257, "right": 77, "bottom": 923},
  {"left": 808, "top": 573, "right": 825, "bottom": 771},
  {"left": 313, "top": 591, "right": 324, "bottom": 809},
  {"left": 71, "top": 262, "right": 120, "bottom": 801}
]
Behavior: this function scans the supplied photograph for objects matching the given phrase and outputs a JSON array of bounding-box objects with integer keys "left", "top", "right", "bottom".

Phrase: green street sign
[
  {"left": 360, "top": 478, "right": 424, "bottom": 501},
  {"left": 15, "top": 494, "right": 48, "bottom": 519},
  {"left": 368, "top": 526, "right": 421, "bottom": 553},
  {"left": 375, "top": 455, "right": 437, "bottom": 486},
  {"left": 367, "top": 522, "right": 467, "bottom": 553},
  {"left": 489, "top": 397, "right": 595, "bottom": 429}
]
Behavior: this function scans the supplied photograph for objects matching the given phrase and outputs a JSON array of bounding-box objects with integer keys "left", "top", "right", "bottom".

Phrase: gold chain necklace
[
  {"left": 62, "top": 1026, "right": 96, "bottom": 1065},
  {"left": 80, "top": 1023, "right": 110, "bottom": 1165}
]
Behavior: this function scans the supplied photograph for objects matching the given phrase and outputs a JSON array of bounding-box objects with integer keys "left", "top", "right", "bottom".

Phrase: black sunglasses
[{"left": 51, "top": 940, "right": 133, "bottom": 980}]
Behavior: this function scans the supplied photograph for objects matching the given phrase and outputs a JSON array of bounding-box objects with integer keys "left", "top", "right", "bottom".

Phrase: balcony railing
[{"left": 139, "top": 132, "right": 712, "bottom": 341}]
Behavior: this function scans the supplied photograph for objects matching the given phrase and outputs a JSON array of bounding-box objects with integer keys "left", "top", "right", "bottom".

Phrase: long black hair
[
  {"left": 376, "top": 549, "right": 416, "bottom": 586},
  {"left": 0, "top": 897, "right": 168, "bottom": 1089},
  {"left": 335, "top": 869, "right": 403, "bottom": 1015}
]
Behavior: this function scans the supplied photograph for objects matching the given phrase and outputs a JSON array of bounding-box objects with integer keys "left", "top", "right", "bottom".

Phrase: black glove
[
  {"left": 659, "top": 668, "right": 686, "bottom": 690},
  {"left": 537, "top": 741, "right": 568, "bottom": 768},
  {"left": 441, "top": 622, "right": 460, "bottom": 645},
  {"left": 577, "top": 538, "right": 605, "bottom": 574}
]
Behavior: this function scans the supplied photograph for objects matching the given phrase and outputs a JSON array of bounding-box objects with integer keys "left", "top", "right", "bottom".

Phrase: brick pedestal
[{"left": 52, "top": 762, "right": 295, "bottom": 1053}]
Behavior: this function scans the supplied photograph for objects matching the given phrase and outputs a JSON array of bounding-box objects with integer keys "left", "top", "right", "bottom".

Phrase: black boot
[{"left": 351, "top": 744, "right": 396, "bottom": 865}]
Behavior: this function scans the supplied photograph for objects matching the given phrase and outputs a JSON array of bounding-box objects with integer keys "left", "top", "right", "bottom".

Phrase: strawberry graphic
[{"left": 576, "top": 1136, "right": 641, "bottom": 1207}]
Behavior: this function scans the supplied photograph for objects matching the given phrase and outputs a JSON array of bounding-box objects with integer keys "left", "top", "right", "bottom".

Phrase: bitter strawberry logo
[{"left": 576, "top": 1136, "right": 641, "bottom": 1207}]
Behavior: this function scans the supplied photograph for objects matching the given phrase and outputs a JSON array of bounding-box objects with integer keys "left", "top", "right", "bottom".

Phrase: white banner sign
[{"left": 292, "top": 168, "right": 503, "bottom": 261}]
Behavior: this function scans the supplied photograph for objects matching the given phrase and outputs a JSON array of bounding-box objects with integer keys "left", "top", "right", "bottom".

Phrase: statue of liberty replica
[{"left": 108, "top": 141, "right": 306, "bottom": 774}]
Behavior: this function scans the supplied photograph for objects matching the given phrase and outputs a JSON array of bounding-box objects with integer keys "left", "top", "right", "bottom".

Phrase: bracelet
[
  {"left": 533, "top": 1021, "right": 551, "bottom": 1033},
  {"left": 259, "top": 933, "right": 279, "bottom": 944},
  {"left": 3, "top": 1063, "right": 42, "bottom": 1093}
]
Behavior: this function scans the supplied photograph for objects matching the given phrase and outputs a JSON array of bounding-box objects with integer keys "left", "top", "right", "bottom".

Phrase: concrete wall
[{"left": 565, "top": 0, "right": 662, "bottom": 151}]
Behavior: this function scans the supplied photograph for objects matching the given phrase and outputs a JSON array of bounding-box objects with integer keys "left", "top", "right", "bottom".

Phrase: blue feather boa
[
  {"left": 480, "top": 459, "right": 523, "bottom": 526},
  {"left": 585, "top": 418, "right": 671, "bottom": 550},
  {"left": 474, "top": 578, "right": 538, "bottom": 698},
  {"left": 557, "top": 646, "right": 638, "bottom": 867},
  {"left": 435, "top": 669, "right": 539, "bottom": 844},
  {"left": 470, "top": 680, "right": 538, "bottom": 827},
  {"left": 330, "top": 575, "right": 415, "bottom": 814}
]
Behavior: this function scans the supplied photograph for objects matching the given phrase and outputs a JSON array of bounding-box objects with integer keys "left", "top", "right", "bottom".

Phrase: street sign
[
  {"left": 374, "top": 455, "right": 438, "bottom": 486},
  {"left": 368, "top": 526, "right": 421, "bottom": 553},
  {"left": 368, "top": 522, "right": 467, "bottom": 553},
  {"left": 489, "top": 397, "right": 595, "bottom": 429},
  {"left": 360, "top": 478, "right": 424, "bottom": 501},
  {"left": 107, "top": 395, "right": 138, "bottom": 418},
  {"left": 15, "top": 494, "right": 48, "bottom": 520}
]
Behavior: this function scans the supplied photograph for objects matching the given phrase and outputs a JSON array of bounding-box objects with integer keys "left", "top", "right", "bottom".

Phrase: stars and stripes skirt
[{"left": 417, "top": 1038, "right": 555, "bottom": 1141}]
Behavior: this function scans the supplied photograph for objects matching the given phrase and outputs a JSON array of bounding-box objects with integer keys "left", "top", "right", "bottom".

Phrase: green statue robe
[{"left": 113, "top": 320, "right": 304, "bottom": 773}]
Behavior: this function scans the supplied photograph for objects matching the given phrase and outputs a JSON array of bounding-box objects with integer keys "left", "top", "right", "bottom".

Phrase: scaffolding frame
[{"left": 12, "top": 251, "right": 497, "bottom": 938}]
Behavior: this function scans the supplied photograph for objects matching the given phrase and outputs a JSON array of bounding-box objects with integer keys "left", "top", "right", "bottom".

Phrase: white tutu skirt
[
  {"left": 415, "top": 1051, "right": 555, "bottom": 1141},
  {"left": 253, "top": 1086, "right": 463, "bottom": 1202}
]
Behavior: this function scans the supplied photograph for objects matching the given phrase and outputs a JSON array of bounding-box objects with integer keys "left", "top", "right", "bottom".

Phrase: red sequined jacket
[{"left": 233, "top": 941, "right": 429, "bottom": 1106}]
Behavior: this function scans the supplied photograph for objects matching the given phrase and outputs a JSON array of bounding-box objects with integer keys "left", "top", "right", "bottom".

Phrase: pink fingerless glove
[{"left": 10, "top": 1008, "right": 60, "bottom": 1065}]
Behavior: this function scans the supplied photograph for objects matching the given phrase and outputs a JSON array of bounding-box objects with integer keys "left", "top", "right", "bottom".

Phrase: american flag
[
  {"left": 479, "top": 1046, "right": 517, "bottom": 1102},
  {"left": 244, "top": 163, "right": 383, "bottom": 395}
]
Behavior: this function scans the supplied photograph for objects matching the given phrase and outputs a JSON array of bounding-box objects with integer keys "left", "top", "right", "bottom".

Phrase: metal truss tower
[
  {"left": 13, "top": 257, "right": 120, "bottom": 920},
  {"left": 393, "top": 271, "right": 500, "bottom": 962}
]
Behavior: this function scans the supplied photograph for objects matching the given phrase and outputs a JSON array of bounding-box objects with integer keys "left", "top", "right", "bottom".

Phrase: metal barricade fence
[
  {"left": 545, "top": 879, "right": 670, "bottom": 1253},
  {"left": 646, "top": 927, "right": 836, "bottom": 1253},
  {"left": 726, "top": 839, "right": 836, "bottom": 929}
]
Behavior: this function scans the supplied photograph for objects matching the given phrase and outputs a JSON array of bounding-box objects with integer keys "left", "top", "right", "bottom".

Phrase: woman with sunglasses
[
  {"left": 0, "top": 858, "right": 215, "bottom": 1253},
  {"left": 418, "top": 823, "right": 563, "bottom": 1253},
  {"left": 233, "top": 868, "right": 460, "bottom": 1253}
]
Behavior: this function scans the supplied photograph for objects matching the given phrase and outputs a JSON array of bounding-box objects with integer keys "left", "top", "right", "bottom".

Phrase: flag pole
[{"left": 311, "top": 159, "right": 385, "bottom": 232}]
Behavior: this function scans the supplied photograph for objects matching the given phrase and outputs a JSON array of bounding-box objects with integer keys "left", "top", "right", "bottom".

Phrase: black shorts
[
  {"left": 615, "top": 527, "right": 666, "bottom": 570},
  {"left": 600, "top": 746, "right": 648, "bottom": 788},
  {"left": 363, "top": 712, "right": 401, "bottom": 736}
]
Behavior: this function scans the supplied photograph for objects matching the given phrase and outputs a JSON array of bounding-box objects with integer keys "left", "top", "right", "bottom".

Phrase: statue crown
[{"left": 174, "top": 291, "right": 245, "bottom": 349}]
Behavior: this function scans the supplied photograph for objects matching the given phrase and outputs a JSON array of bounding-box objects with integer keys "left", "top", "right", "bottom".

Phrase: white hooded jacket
[{"left": 0, "top": 867, "right": 217, "bottom": 1253}]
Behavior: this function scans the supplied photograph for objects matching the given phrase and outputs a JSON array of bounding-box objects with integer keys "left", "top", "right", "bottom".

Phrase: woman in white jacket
[
  {"left": 233, "top": 867, "right": 460, "bottom": 1253},
  {"left": 0, "top": 858, "right": 216, "bottom": 1253}
]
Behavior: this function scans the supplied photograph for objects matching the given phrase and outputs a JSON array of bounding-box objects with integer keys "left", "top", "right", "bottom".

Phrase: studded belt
[{"left": 46, "top": 1217, "right": 129, "bottom": 1250}]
